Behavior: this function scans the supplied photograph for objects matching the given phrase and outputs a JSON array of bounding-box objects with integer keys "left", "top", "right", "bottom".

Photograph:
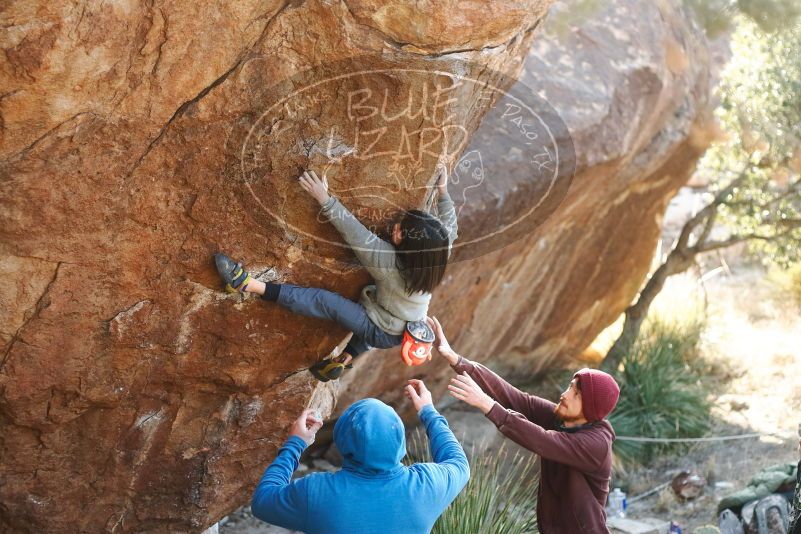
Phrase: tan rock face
[
  {"left": 345, "top": 0, "right": 551, "bottom": 53},
  {"left": 1, "top": 0, "right": 713, "bottom": 531},
  {"left": 0, "top": 1, "right": 557, "bottom": 532}
]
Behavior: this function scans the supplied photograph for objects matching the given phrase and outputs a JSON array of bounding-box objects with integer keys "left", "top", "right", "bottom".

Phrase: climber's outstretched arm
[
  {"left": 300, "top": 170, "right": 396, "bottom": 279},
  {"left": 434, "top": 165, "right": 458, "bottom": 246}
]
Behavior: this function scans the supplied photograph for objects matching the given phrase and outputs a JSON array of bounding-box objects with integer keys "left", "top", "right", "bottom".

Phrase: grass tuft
[
  {"left": 405, "top": 430, "right": 540, "bottom": 534},
  {"left": 766, "top": 263, "right": 801, "bottom": 310}
]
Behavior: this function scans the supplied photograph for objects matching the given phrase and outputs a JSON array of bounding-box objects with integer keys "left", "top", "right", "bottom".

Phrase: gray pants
[{"left": 268, "top": 284, "right": 403, "bottom": 358}]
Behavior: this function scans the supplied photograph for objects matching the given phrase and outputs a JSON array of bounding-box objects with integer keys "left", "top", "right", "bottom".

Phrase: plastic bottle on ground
[{"left": 607, "top": 488, "right": 627, "bottom": 519}]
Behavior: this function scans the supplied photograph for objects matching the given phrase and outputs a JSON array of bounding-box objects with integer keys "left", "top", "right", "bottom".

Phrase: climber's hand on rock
[
  {"left": 289, "top": 409, "right": 324, "bottom": 446},
  {"left": 448, "top": 372, "right": 495, "bottom": 414},
  {"left": 405, "top": 379, "right": 433, "bottom": 413},
  {"left": 427, "top": 315, "right": 458, "bottom": 366},
  {"left": 299, "top": 170, "right": 331, "bottom": 205}
]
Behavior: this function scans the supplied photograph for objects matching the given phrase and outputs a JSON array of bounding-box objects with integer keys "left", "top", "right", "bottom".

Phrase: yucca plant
[
  {"left": 609, "top": 317, "right": 712, "bottom": 464},
  {"left": 405, "top": 430, "right": 540, "bottom": 534}
]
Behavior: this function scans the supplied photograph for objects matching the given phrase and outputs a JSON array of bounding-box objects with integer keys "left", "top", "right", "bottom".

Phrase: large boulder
[
  {"left": 0, "top": 0, "right": 715, "bottom": 531},
  {"left": 0, "top": 0, "right": 555, "bottom": 532},
  {"left": 337, "top": 0, "right": 714, "bottom": 407}
]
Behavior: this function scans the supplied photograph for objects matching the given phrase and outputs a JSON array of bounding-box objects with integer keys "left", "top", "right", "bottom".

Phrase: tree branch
[
  {"left": 726, "top": 175, "right": 801, "bottom": 212},
  {"left": 675, "top": 171, "right": 749, "bottom": 252},
  {"left": 697, "top": 225, "right": 801, "bottom": 252},
  {"left": 693, "top": 207, "right": 718, "bottom": 251}
]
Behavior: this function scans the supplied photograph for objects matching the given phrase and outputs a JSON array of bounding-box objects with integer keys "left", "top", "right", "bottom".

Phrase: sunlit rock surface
[{"left": 0, "top": 0, "right": 558, "bottom": 531}]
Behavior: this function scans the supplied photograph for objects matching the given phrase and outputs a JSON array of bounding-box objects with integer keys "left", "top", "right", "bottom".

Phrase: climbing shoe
[
  {"left": 308, "top": 357, "right": 350, "bottom": 382},
  {"left": 214, "top": 253, "right": 252, "bottom": 293}
]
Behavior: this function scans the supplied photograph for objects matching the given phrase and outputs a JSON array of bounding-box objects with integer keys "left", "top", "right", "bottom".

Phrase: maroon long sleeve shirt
[{"left": 453, "top": 357, "right": 615, "bottom": 534}]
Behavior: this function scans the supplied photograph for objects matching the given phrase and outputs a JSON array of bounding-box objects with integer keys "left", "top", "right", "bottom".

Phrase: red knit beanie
[{"left": 573, "top": 368, "right": 620, "bottom": 422}]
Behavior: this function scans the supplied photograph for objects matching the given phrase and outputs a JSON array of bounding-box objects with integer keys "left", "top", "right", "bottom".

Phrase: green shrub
[
  {"left": 405, "top": 432, "right": 539, "bottom": 534},
  {"left": 609, "top": 317, "right": 713, "bottom": 464}
]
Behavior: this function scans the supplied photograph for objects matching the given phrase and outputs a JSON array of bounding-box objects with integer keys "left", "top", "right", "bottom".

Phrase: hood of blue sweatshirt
[{"left": 333, "top": 398, "right": 406, "bottom": 476}]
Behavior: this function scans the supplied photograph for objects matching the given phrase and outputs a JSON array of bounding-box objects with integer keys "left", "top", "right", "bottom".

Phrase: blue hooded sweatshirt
[{"left": 251, "top": 399, "right": 469, "bottom": 534}]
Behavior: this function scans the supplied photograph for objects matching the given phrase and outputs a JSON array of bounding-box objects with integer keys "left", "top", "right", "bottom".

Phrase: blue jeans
[{"left": 266, "top": 284, "right": 403, "bottom": 358}]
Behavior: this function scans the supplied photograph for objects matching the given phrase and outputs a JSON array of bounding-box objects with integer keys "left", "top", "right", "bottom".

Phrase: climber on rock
[
  {"left": 214, "top": 166, "right": 458, "bottom": 381},
  {"left": 250, "top": 380, "right": 470, "bottom": 534},
  {"left": 427, "top": 316, "right": 620, "bottom": 534}
]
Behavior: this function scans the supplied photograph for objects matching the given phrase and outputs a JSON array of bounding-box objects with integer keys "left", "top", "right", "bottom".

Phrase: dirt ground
[{"left": 612, "top": 262, "right": 801, "bottom": 531}]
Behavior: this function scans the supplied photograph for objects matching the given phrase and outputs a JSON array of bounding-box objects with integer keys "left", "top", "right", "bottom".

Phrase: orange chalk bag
[{"left": 400, "top": 320, "right": 435, "bottom": 366}]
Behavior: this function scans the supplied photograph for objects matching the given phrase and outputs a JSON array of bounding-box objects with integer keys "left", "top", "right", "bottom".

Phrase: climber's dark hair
[{"left": 395, "top": 210, "right": 450, "bottom": 294}]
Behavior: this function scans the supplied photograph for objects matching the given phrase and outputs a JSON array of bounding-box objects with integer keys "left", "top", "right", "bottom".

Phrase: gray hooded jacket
[{"left": 320, "top": 193, "right": 457, "bottom": 335}]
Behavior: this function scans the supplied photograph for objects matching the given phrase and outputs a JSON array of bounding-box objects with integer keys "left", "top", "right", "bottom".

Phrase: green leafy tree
[{"left": 603, "top": 17, "right": 801, "bottom": 371}]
